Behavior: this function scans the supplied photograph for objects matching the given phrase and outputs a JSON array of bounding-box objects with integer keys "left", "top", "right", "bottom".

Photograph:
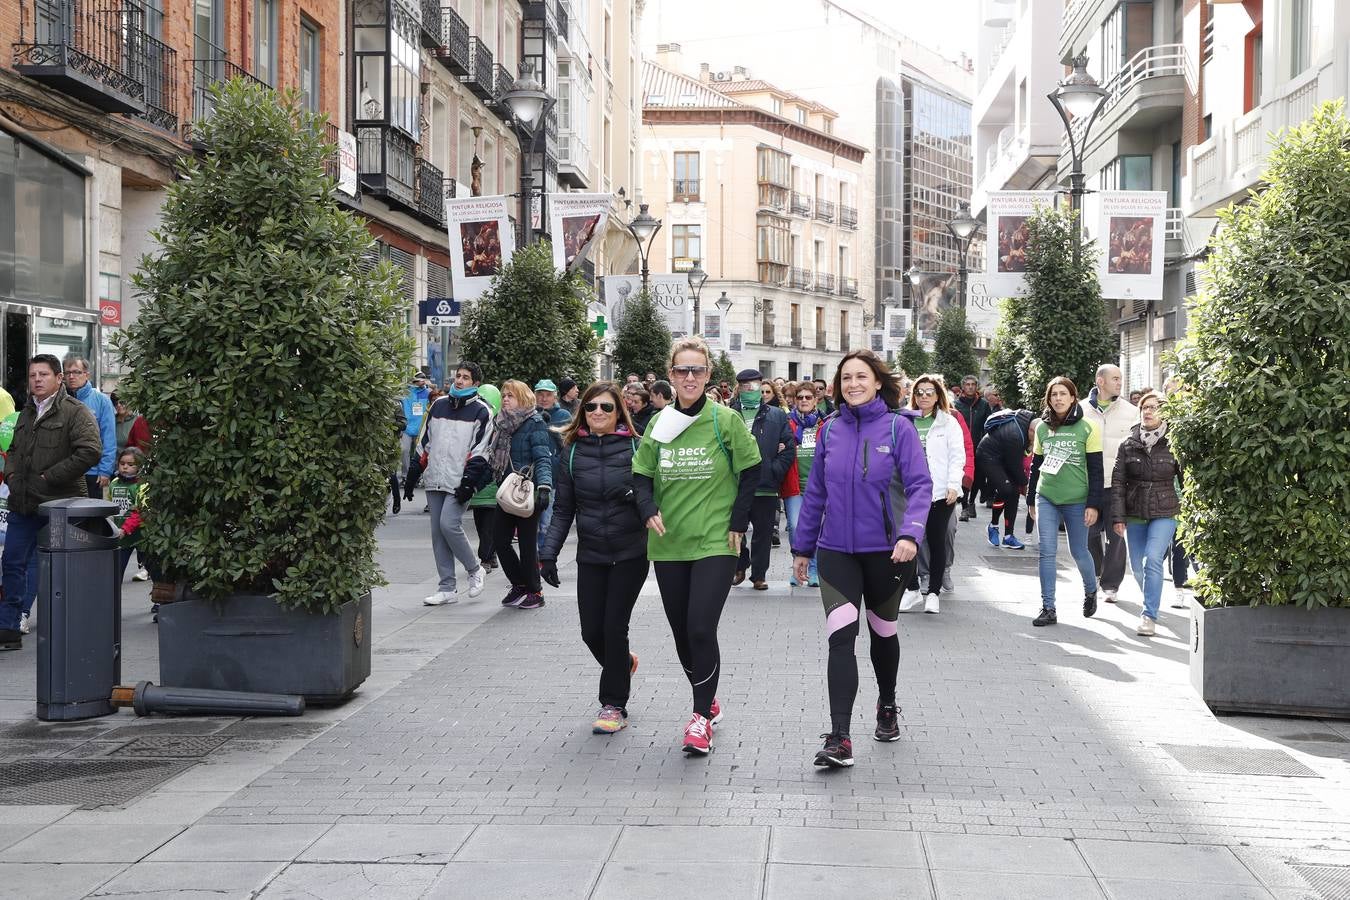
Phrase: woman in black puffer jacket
[
  {"left": 539, "top": 381, "right": 649, "bottom": 735},
  {"left": 975, "top": 408, "right": 1035, "bottom": 550}
]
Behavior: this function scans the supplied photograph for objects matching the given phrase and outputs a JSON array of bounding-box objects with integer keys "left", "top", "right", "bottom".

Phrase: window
[
  {"left": 672, "top": 225, "right": 701, "bottom": 265},
  {"left": 0, "top": 128, "right": 87, "bottom": 309},
  {"left": 1291, "top": 0, "right": 1330, "bottom": 75},
  {"left": 603, "top": 11, "right": 612, "bottom": 69},
  {"left": 299, "top": 19, "right": 319, "bottom": 112},
  {"left": 795, "top": 106, "right": 807, "bottom": 124},
  {"left": 1100, "top": 1, "right": 1152, "bottom": 79},
  {"left": 253, "top": 0, "right": 276, "bottom": 86},
  {"left": 1247, "top": 31, "right": 1263, "bottom": 110},
  {"left": 1100, "top": 154, "right": 1152, "bottom": 190},
  {"left": 757, "top": 147, "right": 790, "bottom": 188},
  {"left": 772, "top": 97, "right": 782, "bottom": 115},
  {"left": 673, "top": 151, "right": 699, "bottom": 200},
  {"left": 354, "top": 0, "right": 423, "bottom": 138}
]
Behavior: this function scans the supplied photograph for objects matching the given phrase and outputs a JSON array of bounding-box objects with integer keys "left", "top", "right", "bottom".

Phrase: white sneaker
[
  {"left": 467, "top": 567, "right": 486, "bottom": 598},
  {"left": 132, "top": 568, "right": 150, "bottom": 582},
  {"left": 1103, "top": 589, "right": 1118, "bottom": 603},
  {"left": 899, "top": 588, "right": 924, "bottom": 613},
  {"left": 1136, "top": 615, "right": 1156, "bottom": 637},
  {"left": 1170, "top": 587, "right": 1190, "bottom": 609},
  {"left": 423, "top": 591, "right": 458, "bottom": 606},
  {"left": 19, "top": 613, "right": 31, "bottom": 635},
  {"left": 924, "top": 593, "right": 940, "bottom": 614}
]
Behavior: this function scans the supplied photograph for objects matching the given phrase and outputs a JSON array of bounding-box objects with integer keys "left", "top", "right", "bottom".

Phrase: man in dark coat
[
  {"left": 953, "top": 374, "right": 992, "bottom": 520},
  {"left": 730, "top": 368, "right": 795, "bottom": 589}
]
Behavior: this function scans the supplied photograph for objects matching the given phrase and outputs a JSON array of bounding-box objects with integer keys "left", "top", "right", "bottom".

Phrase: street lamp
[
  {"left": 502, "top": 69, "right": 554, "bottom": 246},
  {"left": 1048, "top": 53, "right": 1109, "bottom": 265},
  {"left": 946, "top": 201, "right": 981, "bottom": 311},
  {"left": 625, "top": 203, "right": 662, "bottom": 292},
  {"left": 687, "top": 257, "right": 709, "bottom": 333},
  {"left": 715, "top": 291, "right": 733, "bottom": 314}
]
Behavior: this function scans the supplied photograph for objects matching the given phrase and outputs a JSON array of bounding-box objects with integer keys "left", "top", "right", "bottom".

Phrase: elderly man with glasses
[{"left": 62, "top": 355, "right": 116, "bottom": 499}]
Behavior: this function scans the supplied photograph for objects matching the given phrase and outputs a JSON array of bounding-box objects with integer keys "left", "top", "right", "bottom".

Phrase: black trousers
[
  {"left": 654, "top": 555, "right": 737, "bottom": 719},
  {"left": 85, "top": 475, "right": 102, "bottom": 499},
  {"left": 493, "top": 508, "right": 541, "bottom": 592},
  {"left": 404, "top": 455, "right": 423, "bottom": 499},
  {"left": 577, "top": 558, "right": 649, "bottom": 711},
  {"left": 736, "top": 495, "right": 778, "bottom": 581},
  {"left": 984, "top": 464, "right": 1022, "bottom": 534},
  {"left": 1088, "top": 486, "right": 1128, "bottom": 591},
  {"left": 909, "top": 500, "right": 955, "bottom": 595},
  {"left": 472, "top": 506, "right": 497, "bottom": 564}
]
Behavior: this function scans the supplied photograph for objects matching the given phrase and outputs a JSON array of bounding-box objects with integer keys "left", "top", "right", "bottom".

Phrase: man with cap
[
  {"left": 557, "top": 377, "right": 580, "bottom": 417},
  {"left": 729, "top": 368, "right": 795, "bottom": 589},
  {"left": 534, "top": 379, "right": 572, "bottom": 555},
  {"left": 399, "top": 370, "right": 432, "bottom": 503}
]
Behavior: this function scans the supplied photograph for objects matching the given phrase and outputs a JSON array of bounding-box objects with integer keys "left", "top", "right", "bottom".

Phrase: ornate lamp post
[
  {"left": 687, "top": 257, "right": 709, "bottom": 334},
  {"left": 946, "top": 201, "right": 981, "bottom": 310},
  {"left": 1047, "top": 53, "right": 1109, "bottom": 265},
  {"left": 501, "top": 69, "right": 553, "bottom": 246},
  {"left": 625, "top": 203, "right": 662, "bottom": 292}
]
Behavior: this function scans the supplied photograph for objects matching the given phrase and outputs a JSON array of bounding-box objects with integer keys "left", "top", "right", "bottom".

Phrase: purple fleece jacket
[{"left": 790, "top": 396, "right": 932, "bottom": 556}]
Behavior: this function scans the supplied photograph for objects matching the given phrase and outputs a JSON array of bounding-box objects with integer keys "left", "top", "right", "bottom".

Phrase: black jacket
[
  {"left": 630, "top": 403, "right": 656, "bottom": 435},
  {"left": 975, "top": 408, "right": 1033, "bottom": 485},
  {"left": 1110, "top": 426, "right": 1182, "bottom": 523},
  {"left": 539, "top": 428, "right": 647, "bottom": 565},
  {"left": 955, "top": 394, "right": 992, "bottom": 442},
  {"left": 729, "top": 400, "right": 795, "bottom": 494}
]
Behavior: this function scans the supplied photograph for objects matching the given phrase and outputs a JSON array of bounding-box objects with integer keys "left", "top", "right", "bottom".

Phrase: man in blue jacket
[
  {"left": 533, "top": 379, "right": 571, "bottom": 555},
  {"left": 400, "top": 370, "right": 432, "bottom": 501},
  {"left": 730, "top": 368, "right": 795, "bottom": 589},
  {"left": 63, "top": 356, "right": 115, "bottom": 498}
]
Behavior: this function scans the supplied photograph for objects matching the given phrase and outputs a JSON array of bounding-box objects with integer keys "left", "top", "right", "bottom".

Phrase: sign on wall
[
  {"left": 985, "top": 190, "right": 1058, "bottom": 297},
  {"left": 419, "top": 297, "right": 461, "bottom": 327},
  {"left": 883, "top": 308, "right": 909, "bottom": 352},
  {"left": 1086, "top": 190, "right": 1167, "bottom": 301},
  {"left": 547, "top": 193, "right": 613, "bottom": 273},
  {"left": 601, "top": 274, "right": 693, "bottom": 337},
  {"left": 964, "top": 274, "right": 1001, "bottom": 339},
  {"left": 337, "top": 130, "right": 358, "bottom": 198},
  {"left": 446, "top": 195, "right": 517, "bottom": 303},
  {"left": 702, "top": 311, "right": 725, "bottom": 350}
]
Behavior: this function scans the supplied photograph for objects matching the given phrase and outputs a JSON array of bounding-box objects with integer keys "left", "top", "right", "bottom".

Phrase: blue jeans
[
  {"left": 536, "top": 500, "right": 554, "bottom": 554},
  {"left": 1127, "top": 517, "right": 1177, "bottom": 620},
  {"left": 0, "top": 511, "right": 41, "bottom": 630},
  {"left": 783, "top": 494, "right": 818, "bottom": 583},
  {"left": 1036, "top": 497, "right": 1097, "bottom": 610}
]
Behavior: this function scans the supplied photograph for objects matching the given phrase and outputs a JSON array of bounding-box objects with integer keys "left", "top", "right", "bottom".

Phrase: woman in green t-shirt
[
  {"left": 1026, "top": 376, "right": 1104, "bottom": 627},
  {"left": 633, "top": 337, "right": 762, "bottom": 756}
]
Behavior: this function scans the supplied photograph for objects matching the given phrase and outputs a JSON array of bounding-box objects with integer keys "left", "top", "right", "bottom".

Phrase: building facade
[{"left": 641, "top": 56, "right": 867, "bottom": 381}]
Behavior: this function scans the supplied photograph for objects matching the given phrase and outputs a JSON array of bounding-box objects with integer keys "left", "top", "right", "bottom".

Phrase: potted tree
[
  {"left": 116, "top": 79, "right": 410, "bottom": 702},
  {"left": 1170, "top": 101, "right": 1350, "bottom": 718}
]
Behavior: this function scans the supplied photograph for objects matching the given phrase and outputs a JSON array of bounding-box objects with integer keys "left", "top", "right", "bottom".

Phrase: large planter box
[
  {"left": 158, "top": 592, "right": 371, "bottom": 704},
  {"left": 1190, "top": 597, "right": 1350, "bottom": 719}
]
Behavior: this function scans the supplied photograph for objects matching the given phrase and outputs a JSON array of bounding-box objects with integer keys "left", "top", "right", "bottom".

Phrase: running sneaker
[
  {"left": 875, "top": 703, "right": 901, "bottom": 742},
  {"left": 1103, "top": 589, "right": 1118, "bottom": 604},
  {"left": 501, "top": 585, "right": 527, "bottom": 606},
  {"left": 682, "top": 713, "right": 713, "bottom": 754},
  {"left": 516, "top": 592, "right": 545, "bottom": 610},
  {"left": 986, "top": 524, "right": 1000, "bottom": 548},
  {"left": 923, "top": 593, "right": 940, "bottom": 614},
  {"left": 899, "top": 588, "right": 924, "bottom": 613},
  {"left": 423, "top": 591, "right": 457, "bottom": 606},
  {"left": 467, "top": 567, "right": 486, "bottom": 598},
  {"left": 1136, "top": 615, "right": 1156, "bottom": 637},
  {"left": 132, "top": 568, "right": 150, "bottom": 582},
  {"left": 1083, "top": 591, "right": 1098, "bottom": 618},
  {"left": 1001, "top": 534, "right": 1026, "bottom": 551},
  {"left": 18, "top": 613, "right": 31, "bottom": 635},
  {"left": 1032, "top": 607, "right": 1057, "bottom": 627},
  {"left": 630, "top": 652, "right": 639, "bottom": 675},
  {"left": 710, "top": 697, "right": 724, "bottom": 725},
  {"left": 814, "top": 732, "right": 854, "bottom": 768},
  {"left": 807, "top": 576, "right": 819, "bottom": 587},
  {"left": 592, "top": 705, "right": 627, "bottom": 734}
]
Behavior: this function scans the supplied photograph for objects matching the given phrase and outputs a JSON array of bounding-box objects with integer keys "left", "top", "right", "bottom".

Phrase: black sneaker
[
  {"left": 771, "top": 531, "right": 781, "bottom": 547},
  {"left": 0, "top": 628, "right": 21, "bottom": 651},
  {"left": 516, "top": 592, "right": 545, "bottom": 610},
  {"left": 1032, "top": 607, "right": 1057, "bottom": 627},
  {"left": 1083, "top": 592, "right": 1098, "bottom": 618},
  {"left": 814, "top": 732, "right": 854, "bottom": 768},
  {"left": 501, "top": 585, "right": 527, "bottom": 606},
  {"left": 874, "top": 703, "right": 901, "bottom": 742}
]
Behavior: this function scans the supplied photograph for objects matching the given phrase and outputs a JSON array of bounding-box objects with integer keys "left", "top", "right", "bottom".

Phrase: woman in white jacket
[{"left": 900, "top": 375, "right": 967, "bottom": 614}]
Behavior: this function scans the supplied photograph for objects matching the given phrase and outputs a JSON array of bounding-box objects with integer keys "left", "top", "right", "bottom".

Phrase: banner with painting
[
  {"left": 446, "top": 195, "right": 517, "bottom": 303},
  {"left": 883, "top": 308, "right": 909, "bottom": 352},
  {"left": 985, "top": 191, "right": 1057, "bottom": 297},
  {"left": 964, "top": 274, "right": 1001, "bottom": 339},
  {"left": 1086, "top": 190, "right": 1166, "bottom": 300},
  {"left": 547, "top": 193, "right": 613, "bottom": 273},
  {"left": 601, "top": 274, "right": 693, "bottom": 337},
  {"left": 702, "top": 311, "right": 725, "bottom": 351}
]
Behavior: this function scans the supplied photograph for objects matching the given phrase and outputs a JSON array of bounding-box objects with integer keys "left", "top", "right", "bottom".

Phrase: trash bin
[{"left": 35, "top": 498, "right": 122, "bottom": 721}]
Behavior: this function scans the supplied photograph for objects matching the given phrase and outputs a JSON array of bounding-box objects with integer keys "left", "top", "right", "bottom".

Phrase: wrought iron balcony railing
[
  {"left": 790, "top": 192, "right": 811, "bottom": 216},
  {"left": 184, "top": 51, "right": 263, "bottom": 146},
  {"left": 462, "top": 36, "right": 494, "bottom": 99},
  {"left": 790, "top": 327, "right": 803, "bottom": 348},
  {"left": 415, "top": 157, "right": 446, "bottom": 225},
  {"left": 840, "top": 276, "right": 859, "bottom": 297},
  {"left": 435, "top": 6, "right": 471, "bottom": 75},
  {"left": 673, "top": 178, "right": 700, "bottom": 201},
  {"left": 13, "top": 0, "right": 149, "bottom": 113},
  {"left": 840, "top": 205, "right": 858, "bottom": 228},
  {"left": 491, "top": 63, "right": 515, "bottom": 120},
  {"left": 419, "top": 0, "right": 444, "bottom": 47},
  {"left": 814, "top": 198, "right": 836, "bottom": 223},
  {"left": 816, "top": 272, "right": 836, "bottom": 293},
  {"left": 357, "top": 124, "right": 417, "bottom": 210},
  {"left": 788, "top": 267, "right": 811, "bottom": 290},
  {"left": 815, "top": 329, "right": 828, "bottom": 350},
  {"left": 132, "top": 32, "right": 177, "bottom": 132}
]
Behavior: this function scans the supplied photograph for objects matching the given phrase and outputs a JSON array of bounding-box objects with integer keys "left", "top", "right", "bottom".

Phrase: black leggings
[
  {"left": 985, "top": 468, "right": 1022, "bottom": 535},
  {"left": 577, "top": 558, "right": 650, "bottom": 711},
  {"left": 653, "top": 555, "right": 737, "bottom": 719},
  {"left": 493, "top": 508, "right": 541, "bottom": 592},
  {"left": 472, "top": 506, "right": 497, "bottom": 565},
  {"left": 909, "top": 500, "right": 955, "bottom": 595},
  {"left": 818, "top": 548, "right": 915, "bottom": 736}
]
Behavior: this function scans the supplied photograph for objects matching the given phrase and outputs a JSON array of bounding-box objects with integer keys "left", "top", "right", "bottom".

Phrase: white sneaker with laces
[
  {"left": 899, "top": 589, "right": 924, "bottom": 613},
  {"left": 19, "top": 613, "right": 32, "bottom": 635},
  {"left": 133, "top": 568, "right": 150, "bottom": 582},
  {"left": 1170, "top": 587, "right": 1190, "bottom": 609},
  {"left": 924, "top": 593, "right": 940, "bottom": 614},
  {"left": 1103, "top": 589, "right": 1118, "bottom": 603},
  {"left": 1136, "top": 615, "right": 1156, "bottom": 637},
  {"left": 467, "top": 567, "right": 486, "bottom": 598},
  {"left": 423, "top": 591, "right": 458, "bottom": 606}
]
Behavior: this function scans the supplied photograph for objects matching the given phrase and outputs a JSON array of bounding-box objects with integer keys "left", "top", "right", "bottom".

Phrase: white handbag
[{"left": 496, "top": 465, "right": 536, "bottom": 516}]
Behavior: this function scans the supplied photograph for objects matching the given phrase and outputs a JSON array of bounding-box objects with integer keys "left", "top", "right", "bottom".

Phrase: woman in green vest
[
  {"left": 1026, "top": 376, "right": 1104, "bottom": 627},
  {"left": 633, "top": 337, "right": 761, "bottom": 756}
]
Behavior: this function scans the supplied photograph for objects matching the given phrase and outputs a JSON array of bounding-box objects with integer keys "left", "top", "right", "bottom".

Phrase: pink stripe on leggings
[
  {"left": 866, "top": 610, "right": 898, "bottom": 637},
  {"left": 825, "top": 603, "right": 859, "bottom": 635}
]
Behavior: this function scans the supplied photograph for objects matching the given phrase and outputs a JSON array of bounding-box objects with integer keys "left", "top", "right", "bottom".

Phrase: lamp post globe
[
  {"left": 1054, "top": 54, "right": 1108, "bottom": 120},
  {"left": 503, "top": 72, "right": 549, "bottom": 126},
  {"left": 715, "top": 291, "right": 732, "bottom": 314},
  {"left": 628, "top": 203, "right": 660, "bottom": 243},
  {"left": 687, "top": 258, "right": 708, "bottom": 333},
  {"left": 947, "top": 202, "right": 979, "bottom": 242}
]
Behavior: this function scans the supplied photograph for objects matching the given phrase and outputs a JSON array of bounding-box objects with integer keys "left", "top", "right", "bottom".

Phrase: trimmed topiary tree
[
  {"left": 710, "top": 350, "right": 736, "bottom": 389},
  {"left": 898, "top": 330, "right": 930, "bottom": 381},
  {"left": 116, "top": 78, "right": 411, "bottom": 613},
  {"left": 931, "top": 306, "right": 980, "bottom": 389},
  {"left": 1168, "top": 100, "right": 1350, "bottom": 608},
  {"left": 611, "top": 289, "right": 672, "bottom": 383},
  {"left": 457, "top": 241, "right": 600, "bottom": 386}
]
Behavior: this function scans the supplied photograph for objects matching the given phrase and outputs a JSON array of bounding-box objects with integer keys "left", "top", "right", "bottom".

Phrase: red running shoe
[
  {"left": 710, "top": 697, "right": 724, "bottom": 725},
  {"left": 682, "top": 713, "right": 713, "bottom": 755}
]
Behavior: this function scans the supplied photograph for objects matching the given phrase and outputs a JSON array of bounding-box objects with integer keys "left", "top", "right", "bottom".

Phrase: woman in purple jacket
[{"left": 791, "top": 350, "right": 932, "bottom": 769}]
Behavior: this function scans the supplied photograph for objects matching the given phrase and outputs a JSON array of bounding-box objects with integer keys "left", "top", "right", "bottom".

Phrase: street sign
[
  {"left": 99, "top": 300, "right": 122, "bottom": 326},
  {"left": 419, "top": 297, "right": 460, "bottom": 327}
]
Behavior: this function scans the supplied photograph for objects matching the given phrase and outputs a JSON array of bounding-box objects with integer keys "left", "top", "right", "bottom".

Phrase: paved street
[{"left": 1, "top": 496, "right": 1349, "bottom": 899}]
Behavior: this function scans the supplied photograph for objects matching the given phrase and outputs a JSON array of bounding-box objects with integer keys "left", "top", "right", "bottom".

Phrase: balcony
[
  {"left": 673, "top": 178, "right": 700, "bottom": 202},
  {"left": 787, "top": 267, "right": 811, "bottom": 290},
  {"left": 523, "top": 1, "right": 561, "bottom": 36},
  {"left": 13, "top": 0, "right": 148, "bottom": 114},
  {"left": 558, "top": 131, "right": 592, "bottom": 188},
  {"left": 1059, "top": 44, "right": 1189, "bottom": 158},
  {"left": 814, "top": 198, "right": 835, "bottom": 223},
  {"left": 184, "top": 53, "right": 263, "bottom": 147},
  {"left": 491, "top": 63, "right": 515, "bottom": 121},
  {"left": 790, "top": 327, "right": 803, "bottom": 348},
  {"left": 557, "top": 0, "right": 570, "bottom": 43},
  {"left": 839, "top": 205, "right": 858, "bottom": 229},
  {"left": 132, "top": 33, "right": 177, "bottom": 132},
  {"left": 790, "top": 192, "right": 811, "bottom": 216},
  {"left": 758, "top": 184, "right": 788, "bottom": 213},
  {"left": 840, "top": 334, "right": 850, "bottom": 352},
  {"left": 414, "top": 158, "right": 446, "bottom": 226},
  {"left": 840, "top": 276, "right": 858, "bottom": 297},
  {"left": 815, "top": 329, "right": 827, "bottom": 350},
  {"left": 435, "top": 6, "right": 471, "bottom": 76},
  {"left": 463, "top": 37, "right": 494, "bottom": 100},
  {"left": 815, "top": 272, "right": 835, "bottom": 294},
  {"left": 357, "top": 124, "right": 417, "bottom": 210},
  {"left": 761, "top": 318, "right": 776, "bottom": 345},
  {"left": 419, "top": 0, "right": 443, "bottom": 47}
]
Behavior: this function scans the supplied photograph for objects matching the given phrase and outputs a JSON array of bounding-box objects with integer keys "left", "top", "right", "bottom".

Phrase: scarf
[
  {"left": 489, "top": 407, "right": 535, "bottom": 476},
  {"left": 789, "top": 408, "right": 820, "bottom": 431},
  {"left": 1139, "top": 420, "right": 1167, "bottom": 450}
]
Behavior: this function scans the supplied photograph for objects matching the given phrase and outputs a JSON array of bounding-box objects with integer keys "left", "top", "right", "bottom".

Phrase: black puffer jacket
[
  {"left": 1110, "top": 425, "right": 1182, "bottom": 523},
  {"left": 975, "top": 408, "right": 1034, "bottom": 483},
  {"left": 539, "top": 427, "right": 647, "bottom": 565}
]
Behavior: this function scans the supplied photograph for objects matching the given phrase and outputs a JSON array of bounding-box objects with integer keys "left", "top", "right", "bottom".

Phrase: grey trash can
[{"left": 35, "top": 498, "right": 122, "bottom": 721}]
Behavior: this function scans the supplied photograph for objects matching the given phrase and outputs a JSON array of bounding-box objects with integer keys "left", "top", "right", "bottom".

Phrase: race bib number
[
  {"left": 411, "top": 402, "right": 425, "bottom": 417},
  {"left": 801, "top": 429, "right": 817, "bottom": 451},
  {"left": 1041, "top": 443, "right": 1074, "bottom": 475}
]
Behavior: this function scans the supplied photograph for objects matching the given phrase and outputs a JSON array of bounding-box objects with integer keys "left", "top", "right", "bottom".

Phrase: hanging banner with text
[
  {"left": 868, "top": 329, "right": 885, "bottom": 355},
  {"left": 985, "top": 190, "right": 1058, "bottom": 297},
  {"left": 547, "top": 193, "right": 613, "bottom": 273},
  {"left": 446, "top": 195, "right": 517, "bottom": 303},
  {"left": 1085, "top": 190, "right": 1167, "bottom": 301},
  {"left": 964, "top": 274, "right": 1001, "bottom": 339},
  {"left": 702, "top": 311, "right": 725, "bottom": 351},
  {"left": 883, "top": 308, "right": 909, "bottom": 352},
  {"left": 601, "top": 274, "right": 693, "bottom": 337}
]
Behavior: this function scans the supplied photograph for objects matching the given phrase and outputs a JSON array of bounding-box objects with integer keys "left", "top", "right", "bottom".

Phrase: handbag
[{"left": 496, "top": 464, "right": 536, "bottom": 516}]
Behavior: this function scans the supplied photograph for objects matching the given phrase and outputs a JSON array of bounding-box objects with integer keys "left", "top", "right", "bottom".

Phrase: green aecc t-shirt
[
  {"left": 633, "top": 403, "right": 761, "bottom": 561},
  {"left": 1032, "top": 418, "right": 1102, "bottom": 506},
  {"left": 796, "top": 422, "right": 820, "bottom": 490}
]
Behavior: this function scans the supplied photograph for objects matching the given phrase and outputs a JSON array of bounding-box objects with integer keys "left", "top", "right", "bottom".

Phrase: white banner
[
  {"left": 702, "top": 311, "right": 725, "bottom": 350},
  {"left": 964, "top": 274, "right": 1001, "bottom": 339},
  {"left": 446, "top": 195, "right": 517, "bottom": 303},
  {"left": 336, "top": 130, "right": 358, "bottom": 198},
  {"left": 868, "top": 329, "right": 885, "bottom": 354},
  {"left": 548, "top": 193, "right": 612, "bottom": 273},
  {"left": 1087, "top": 190, "right": 1167, "bottom": 301},
  {"left": 883, "top": 308, "right": 909, "bottom": 352},
  {"left": 728, "top": 331, "right": 745, "bottom": 354},
  {"left": 601, "top": 274, "right": 693, "bottom": 337},
  {"left": 986, "top": 190, "right": 1058, "bottom": 297}
]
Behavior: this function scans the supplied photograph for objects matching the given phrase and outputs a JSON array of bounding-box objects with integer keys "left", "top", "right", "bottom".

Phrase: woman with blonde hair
[
  {"left": 900, "top": 374, "right": 967, "bottom": 615},
  {"left": 490, "top": 380, "right": 554, "bottom": 610},
  {"left": 633, "top": 337, "right": 761, "bottom": 755}
]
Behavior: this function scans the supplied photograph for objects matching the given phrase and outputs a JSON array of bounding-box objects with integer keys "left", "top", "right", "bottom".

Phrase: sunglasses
[
  {"left": 672, "top": 365, "right": 709, "bottom": 378},
  {"left": 584, "top": 401, "right": 616, "bottom": 413},
  {"left": 915, "top": 388, "right": 937, "bottom": 397},
  {"left": 796, "top": 394, "right": 814, "bottom": 400}
]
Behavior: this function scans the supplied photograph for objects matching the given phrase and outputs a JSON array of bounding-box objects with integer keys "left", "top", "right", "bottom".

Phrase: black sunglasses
[{"left": 584, "top": 401, "right": 616, "bottom": 413}]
